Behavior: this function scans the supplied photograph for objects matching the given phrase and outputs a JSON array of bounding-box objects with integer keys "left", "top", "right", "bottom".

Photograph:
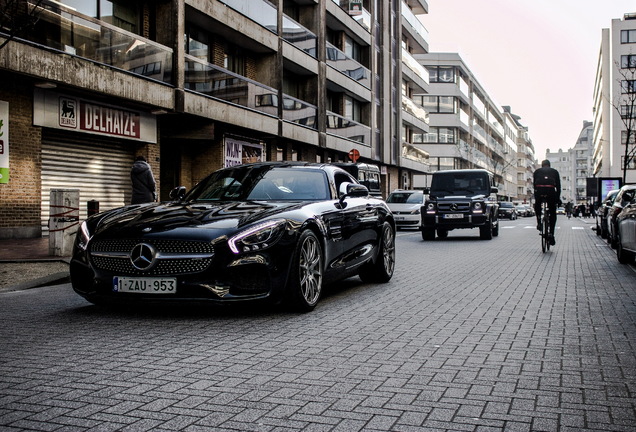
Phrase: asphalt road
[{"left": 1, "top": 217, "right": 635, "bottom": 431}]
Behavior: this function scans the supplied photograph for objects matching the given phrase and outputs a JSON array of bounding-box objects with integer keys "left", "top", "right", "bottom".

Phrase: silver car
[{"left": 386, "top": 190, "right": 424, "bottom": 229}]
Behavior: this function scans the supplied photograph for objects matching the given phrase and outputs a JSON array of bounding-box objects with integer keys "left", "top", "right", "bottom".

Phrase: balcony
[
  {"left": 22, "top": 0, "right": 172, "bottom": 84},
  {"left": 402, "top": 142, "right": 430, "bottom": 166},
  {"left": 402, "top": 95, "right": 429, "bottom": 125},
  {"left": 401, "top": 47, "right": 429, "bottom": 88},
  {"left": 401, "top": 1, "right": 429, "bottom": 52},
  {"left": 217, "top": 0, "right": 278, "bottom": 33},
  {"left": 331, "top": 0, "right": 372, "bottom": 32},
  {"left": 326, "top": 42, "right": 371, "bottom": 88},
  {"left": 281, "top": 95, "right": 318, "bottom": 129},
  {"left": 326, "top": 111, "right": 371, "bottom": 145},
  {"left": 282, "top": 15, "right": 317, "bottom": 57}
]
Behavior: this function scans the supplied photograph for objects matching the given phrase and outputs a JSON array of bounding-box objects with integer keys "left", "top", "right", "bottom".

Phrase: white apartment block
[
  {"left": 414, "top": 53, "right": 530, "bottom": 201},
  {"left": 593, "top": 13, "right": 636, "bottom": 185}
]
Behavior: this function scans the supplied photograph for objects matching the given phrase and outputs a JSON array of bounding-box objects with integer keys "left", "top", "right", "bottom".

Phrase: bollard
[
  {"left": 48, "top": 189, "right": 80, "bottom": 257},
  {"left": 87, "top": 200, "right": 100, "bottom": 216}
]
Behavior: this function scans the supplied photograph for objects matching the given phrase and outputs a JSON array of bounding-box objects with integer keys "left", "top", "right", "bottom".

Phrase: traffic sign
[{"left": 348, "top": 148, "right": 360, "bottom": 162}]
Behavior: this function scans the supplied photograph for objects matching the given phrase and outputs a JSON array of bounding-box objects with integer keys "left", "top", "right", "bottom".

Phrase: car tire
[
  {"left": 359, "top": 222, "right": 395, "bottom": 283},
  {"left": 436, "top": 229, "right": 448, "bottom": 239},
  {"left": 421, "top": 228, "right": 435, "bottom": 241},
  {"left": 480, "top": 222, "right": 493, "bottom": 240},
  {"left": 287, "top": 230, "right": 323, "bottom": 312},
  {"left": 492, "top": 219, "right": 499, "bottom": 237}
]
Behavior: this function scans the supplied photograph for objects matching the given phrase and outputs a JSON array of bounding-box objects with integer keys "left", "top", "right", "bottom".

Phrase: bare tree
[
  {"left": 0, "top": 0, "right": 43, "bottom": 50},
  {"left": 611, "top": 60, "right": 636, "bottom": 184}
]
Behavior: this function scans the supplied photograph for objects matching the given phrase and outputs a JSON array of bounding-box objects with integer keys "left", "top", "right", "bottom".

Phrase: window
[
  {"left": 59, "top": 0, "right": 139, "bottom": 34},
  {"left": 622, "top": 130, "right": 636, "bottom": 144},
  {"left": 414, "top": 127, "right": 456, "bottom": 144},
  {"left": 224, "top": 43, "right": 245, "bottom": 75},
  {"left": 621, "top": 105, "right": 636, "bottom": 119},
  {"left": 621, "top": 156, "right": 636, "bottom": 169},
  {"left": 621, "top": 29, "right": 636, "bottom": 43},
  {"left": 426, "top": 66, "right": 455, "bottom": 84},
  {"left": 622, "top": 55, "right": 636, "bottom": 68},
  {"left": 344, "top": 96, "right": 362, "bottom": 122},
  {"left": 622, "top": 80, "right": 636, "bottom": 94},
  {"left": 186, "top": 25, "right": 210, "bottom": 61},
  {"left": 420, "top": 96, "right": 456, "bottom": 113}
]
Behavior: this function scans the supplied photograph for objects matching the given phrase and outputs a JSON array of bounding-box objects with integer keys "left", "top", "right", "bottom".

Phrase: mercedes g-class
[{"left": 420, "top": 169, "right": 499, "bottom": 240}]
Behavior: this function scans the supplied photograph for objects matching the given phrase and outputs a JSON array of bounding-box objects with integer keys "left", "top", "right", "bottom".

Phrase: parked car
[
  {"left": 386, "top": 189, "right": 424, "bottom": 229},
  {"left": 498, "top": 201, "right": 517, "bottom": 220},
  {"left": 607, "top": 185, "right": 636, "bottom": 249},
  {"left": 597, "top": 189, "right": 619, "bottom": 239},
  {"left": 515, "top": 204, "right": 530, "bottom": 217},
  {"left": 616, "top": 194, "right": 636, "bottom": 264},
  {"left": 70, "top": 162, "right": 396, "bottom": 312}
]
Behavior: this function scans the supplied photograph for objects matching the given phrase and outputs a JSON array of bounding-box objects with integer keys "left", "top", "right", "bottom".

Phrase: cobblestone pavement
[{"left": 1, "top": 217, "right": 635, "bottom": 431}]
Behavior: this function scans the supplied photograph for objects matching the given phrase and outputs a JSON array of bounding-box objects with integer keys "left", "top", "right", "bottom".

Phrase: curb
[{"left": 0, "top": 272, "right": 70, "bottom": 293}]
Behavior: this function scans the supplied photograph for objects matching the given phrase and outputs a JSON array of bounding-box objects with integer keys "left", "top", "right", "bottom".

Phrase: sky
[{"left": 420, "top": 0, "right": 636, "bottom": 159}]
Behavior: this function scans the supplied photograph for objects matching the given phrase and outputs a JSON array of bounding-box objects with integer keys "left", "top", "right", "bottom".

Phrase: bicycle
[{"left": 539, "top": 199, "right": 551, "bottom": 253}]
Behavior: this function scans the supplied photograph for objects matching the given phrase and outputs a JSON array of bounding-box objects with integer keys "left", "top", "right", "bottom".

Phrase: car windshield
[
  {"left": 499, "top": 202, "right": 514, "bottom": 208},
  {"left": 387, "top": 192, "right": 423, "bottom": 204},
  {"left": 184, "top": 166, "right": 331, "bottom": 202},
  {"left": 430, "top": 172, "right": 489, "bottom": 197}
]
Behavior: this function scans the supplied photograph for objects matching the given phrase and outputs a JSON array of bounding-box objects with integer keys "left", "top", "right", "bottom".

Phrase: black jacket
[
  {"left": 533, "top": 166, "right": 561, "bottom": 197},
  {"left": 131, "top": 160, "right": 156, "bottom": 204}
]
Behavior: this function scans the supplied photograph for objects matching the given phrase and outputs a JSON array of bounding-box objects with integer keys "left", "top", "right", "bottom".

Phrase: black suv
[{"left": 420, "top": 169, "right": 499, "bottom": 240}]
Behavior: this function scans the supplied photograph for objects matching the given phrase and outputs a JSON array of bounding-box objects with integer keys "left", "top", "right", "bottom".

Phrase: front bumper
[{"left": 422, "top": 213, "right": 489, "bottom": 229}]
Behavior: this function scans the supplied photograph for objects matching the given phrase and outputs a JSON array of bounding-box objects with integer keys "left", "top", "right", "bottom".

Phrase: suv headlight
[
  {"left": 473, "top": 202, "right": 484, "bottom": 214},
  {"left": 77, "top": 221, "right": 92, "bottom": 251},
  {"left": 426, "top": 203, "right": 436, "bottom": 214},
  {"left": 228, "top": 219, "right": 287, "bottom": 254}
]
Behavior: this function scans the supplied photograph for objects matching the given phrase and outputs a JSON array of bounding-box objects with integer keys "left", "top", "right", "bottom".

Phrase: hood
[
  {"left": 433, "top": 194, "right": 486, "bottom": 201},
  {"left": 131, "top": 161, "right": 151, "bottom": 174},
  {"left": 92, "top": 200, "right": 303, "bottom": 239}
]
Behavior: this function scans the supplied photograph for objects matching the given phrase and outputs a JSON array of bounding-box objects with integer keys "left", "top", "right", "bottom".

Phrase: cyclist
[{"left": 533, "top": 159, "right": 561, "bottom": 245}]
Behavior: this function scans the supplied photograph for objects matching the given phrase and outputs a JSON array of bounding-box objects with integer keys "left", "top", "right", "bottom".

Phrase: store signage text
[{"left": 80, "top": 102, "right": 140, "bottom": 138}]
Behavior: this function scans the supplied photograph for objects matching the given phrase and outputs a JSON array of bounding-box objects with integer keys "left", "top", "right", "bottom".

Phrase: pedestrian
[{"left": 130, "top": 155, "right": 157, "bottom": 204}]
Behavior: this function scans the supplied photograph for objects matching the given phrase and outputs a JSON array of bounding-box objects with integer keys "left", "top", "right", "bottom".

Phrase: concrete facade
[{"left": 0, "top": 0, "right": 433, "bottom": 238}]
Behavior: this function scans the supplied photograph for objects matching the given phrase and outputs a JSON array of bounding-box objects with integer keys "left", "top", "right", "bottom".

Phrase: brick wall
[{"left": 0, "top": 75, "right": 43, "bottom": 238}]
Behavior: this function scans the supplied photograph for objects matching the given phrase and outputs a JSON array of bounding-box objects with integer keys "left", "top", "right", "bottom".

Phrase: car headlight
[
  {"left": 228, "top": 219, "right": 287, "bottom": 254},
  {"left": 410, "top": 209, "right": 421, "bottom": 215},
  {"left": 426, "top": 203, "right": 436, "bottom": 214},
  {"left": 473, "top": 202, "right": 483, "bottom": 214},
  {"left": 77, "top": 220, "right": 92, "bottom": 251}
]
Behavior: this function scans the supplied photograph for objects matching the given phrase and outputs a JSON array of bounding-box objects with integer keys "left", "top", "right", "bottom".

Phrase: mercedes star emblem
[
  {"left": 450, "top": 203, "right": 458, "bottom": 211},
  {"left": 130, "top": 243, "right": 156, "bottom": 270}
]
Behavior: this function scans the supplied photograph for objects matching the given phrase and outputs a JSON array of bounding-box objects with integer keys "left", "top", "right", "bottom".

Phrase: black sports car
[{"left": 70, "top": 162, "right": 396, "bottom": 311}]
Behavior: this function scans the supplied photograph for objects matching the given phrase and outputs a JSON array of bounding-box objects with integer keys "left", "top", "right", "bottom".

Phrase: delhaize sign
[
  {"left": 33, "top": 88, "right": 157, "bottom": 143},
  {"left": 0, "top": 100, "right": 8, "bottom": 184}
]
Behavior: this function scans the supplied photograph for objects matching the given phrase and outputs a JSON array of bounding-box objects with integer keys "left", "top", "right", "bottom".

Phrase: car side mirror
[
  {"left": 490, "top": 187, "right": 499, "bottom": 194},
  {"left": 170, "top": 186, "right": 187, "bottom": 201},
  {"left": 338, "top": 182, "right": 368, "bottom": 207},
  {"left": 422, "top": 187, "right": 430, "bottom": 195}
]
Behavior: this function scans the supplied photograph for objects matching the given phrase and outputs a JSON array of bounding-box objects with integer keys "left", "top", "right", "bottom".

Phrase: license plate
[
  {"left": 443, "top": 214, "right": 464, "bottom": 219},
  {"left": 395, "top": 216, "right": 404, "bottom": 221},
  {"left": 113, "top": 276, "right": 176, "bottom": 294}
]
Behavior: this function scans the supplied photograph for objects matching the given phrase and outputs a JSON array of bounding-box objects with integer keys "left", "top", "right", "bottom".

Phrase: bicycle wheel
[{"left": 543, "top": 205, "right": 550, "bottom": 252}]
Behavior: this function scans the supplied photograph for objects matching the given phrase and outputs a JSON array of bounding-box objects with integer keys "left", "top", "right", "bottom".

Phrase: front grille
[
  {"left": 89, "top": 239, "right": 214, "bottom": 276},
  {"left": 438, "top": 202, "right": 470, "bottom": 212}
]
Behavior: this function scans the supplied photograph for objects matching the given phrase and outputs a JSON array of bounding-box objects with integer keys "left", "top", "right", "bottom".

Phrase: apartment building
[
  {"left": 0, "top": 0, "right": 431, "bottom": 239},
  {"left": 592, "top": 12, "right": 636, "bottom": 184},
  {"left": 571, "top": 120, "right": 594, "bottom": 203},
  {"left": 414, "top": 53, "right": 522, "bottom": 200},
  {"left": 502, "top": 106, "right": 535, "bottom": 204},
  {"left": 545, "top": 148, "right": 571, "bottom": 204}
]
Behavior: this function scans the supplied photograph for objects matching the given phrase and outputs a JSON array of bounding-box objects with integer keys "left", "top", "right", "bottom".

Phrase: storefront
[{"left": 33, "top": 88, "right": 158, "bottom": 233}]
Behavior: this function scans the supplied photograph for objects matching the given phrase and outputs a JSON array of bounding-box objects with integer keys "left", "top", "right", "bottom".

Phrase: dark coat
[{"left": 131, "top": 160, "right": 156, "bottom": 204}]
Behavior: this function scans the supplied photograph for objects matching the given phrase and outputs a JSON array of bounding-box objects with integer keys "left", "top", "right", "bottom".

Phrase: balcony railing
[
  {"left": 282, "top": 15, "right": 317, "bottom": 57},
  {"left": 402, "top": 142, "right": 430, "bottom": 165},
  {"left": 401, "top": 1, "right": 429, "bottom": 42},
  {"left": 281, "top": 94, "right": 318, "bottom": 129},
  {"left": 331, "top": 0, "right": 372, "bottom": 31},
  {"left": 401, "top": 47, "right": 429, "bottom": 84},
  {"left": 185, "top": 55, "right": 317, "bottom": 129},
  {"left": 326, "top": 111, "right": 371, "bottom": 145},
  {"left": 402, "top": 95, "right": 429, "bottom": 124},
  {"left": 326, "top": 42, "right": 371, "bottom": 88},
  {"left": 217, "top": 0, "right": 277, "bottom": 33},
  {"left": 21, "top": 0, "right": 172, "bottom": 83}
]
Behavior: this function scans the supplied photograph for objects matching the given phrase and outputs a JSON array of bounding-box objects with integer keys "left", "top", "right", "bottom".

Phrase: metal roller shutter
[{"left": 41, "top": 140, "right": 134, "bottom": 233}]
